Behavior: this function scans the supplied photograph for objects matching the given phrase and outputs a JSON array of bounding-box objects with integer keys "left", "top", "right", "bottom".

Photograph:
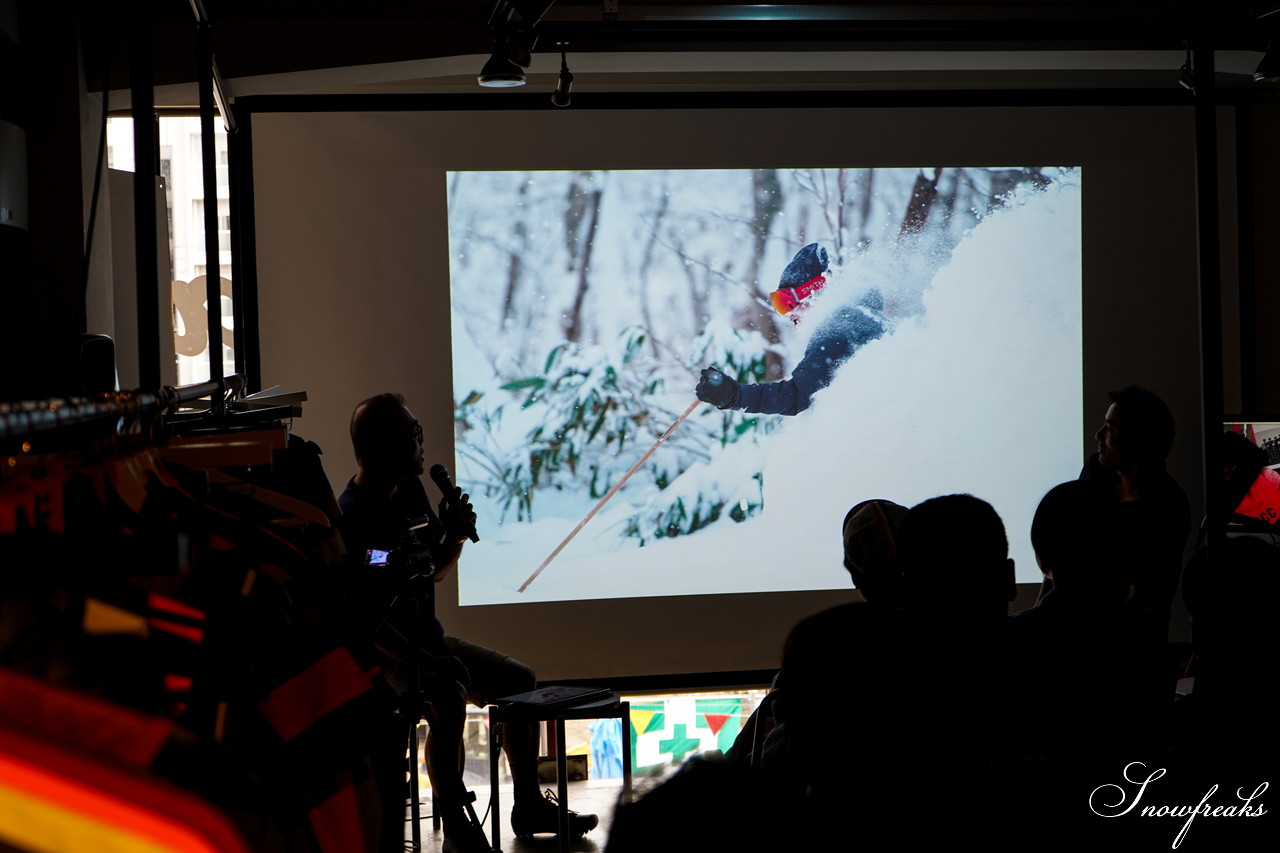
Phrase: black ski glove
[{"left": 696, "top": 367, "right": 741, "bottom": 410}]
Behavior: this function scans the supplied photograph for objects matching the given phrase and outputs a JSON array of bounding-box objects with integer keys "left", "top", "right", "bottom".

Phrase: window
[
  {"left": 107, "top": 115, "right": 234, "bottom": 386},
  {"left": 439, "top": 688, "right": 768, "bottom": 795},
  {"left": 193, "top": 198, "right": 232, "bottom": 233}
]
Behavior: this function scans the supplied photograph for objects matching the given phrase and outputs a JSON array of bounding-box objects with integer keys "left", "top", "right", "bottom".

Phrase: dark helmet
[{"left": 779, "top": 243, "right": 830, "bottom": 289}]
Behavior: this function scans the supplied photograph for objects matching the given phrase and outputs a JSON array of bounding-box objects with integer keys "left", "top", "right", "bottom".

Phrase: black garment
[
  {"left": 336, "top": 476, "right": 446, "bottom": 649},
  {"left": 778, "top": 603, "right": 926, "bottom": 791},
  {"left": 1006, "top": 586, "right": 1169, "bottom": 757},
  {"left": 337, "top": 476, "right": 464, "bottom": 852},
  {"left": 1079, "top": 452, "right": 1191, "bottom": 621},
  {"left": 335, "top": 479, "right": 533, "bottom": 706}
]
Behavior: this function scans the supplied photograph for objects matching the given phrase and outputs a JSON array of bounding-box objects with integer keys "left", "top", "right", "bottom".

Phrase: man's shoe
[{"left": 511, "top": 789, "right": 599, "bottom": 838}]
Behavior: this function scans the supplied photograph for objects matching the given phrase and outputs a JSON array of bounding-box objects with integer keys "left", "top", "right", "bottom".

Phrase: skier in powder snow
[{"left": 695, "top": 242, "right": 890, "bottom": 416}]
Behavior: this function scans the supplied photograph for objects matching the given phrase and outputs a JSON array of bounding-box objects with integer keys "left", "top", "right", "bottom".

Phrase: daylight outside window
[{"left": 106, "top": 115, "right": 234, "bottom": 386}]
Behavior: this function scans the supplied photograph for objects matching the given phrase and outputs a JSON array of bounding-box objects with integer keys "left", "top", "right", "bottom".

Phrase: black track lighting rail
[{"left": 508, "top": 3, "right": 1266, "bottom": 54}]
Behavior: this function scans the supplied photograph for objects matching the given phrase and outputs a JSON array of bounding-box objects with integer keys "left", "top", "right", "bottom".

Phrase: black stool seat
[{"left": 487, "top": 687, "right": 632, "bottom": 852}]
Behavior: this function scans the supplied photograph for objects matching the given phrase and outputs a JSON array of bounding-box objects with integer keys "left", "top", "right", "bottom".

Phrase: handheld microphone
[{"left": 429, "top": 463, "right": 479, "bottom": 543}]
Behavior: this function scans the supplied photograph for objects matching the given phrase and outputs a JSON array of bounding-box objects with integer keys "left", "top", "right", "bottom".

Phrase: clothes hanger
[
  {"left": 158, "top": 426, "right": 288, "bottom": 471},
  {"left": 204, "top": 469, "right": 331, "bottom": 528},
  {"left": 151, "top": 421, "right": 330, "bottom": 528}
]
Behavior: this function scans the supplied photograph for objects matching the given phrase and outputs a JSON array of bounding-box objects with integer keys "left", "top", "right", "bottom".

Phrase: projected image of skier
[
  {"left": 694, "top": 242, "right": 891, "bottom": 416},
  {"left": 446, "top": 166, "right": 1082, "bottom": 605}
]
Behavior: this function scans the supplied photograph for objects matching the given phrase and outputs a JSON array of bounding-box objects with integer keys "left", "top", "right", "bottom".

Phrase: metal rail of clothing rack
[{"left": 0, "top": 376, "right": 246, "bottom": 446}]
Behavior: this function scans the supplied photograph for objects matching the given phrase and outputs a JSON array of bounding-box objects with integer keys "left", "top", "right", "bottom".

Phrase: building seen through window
[{"left": 106, "top": 115, "right": 233, "bottom": 386}]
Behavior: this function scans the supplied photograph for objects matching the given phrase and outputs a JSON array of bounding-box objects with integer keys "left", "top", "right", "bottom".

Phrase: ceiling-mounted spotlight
[
  {"left": 552, "top": 49, "right": 573, "bottom": 107},
  {"left": 478, "top": 1, "right": 555, "bottom": 88},
  {"left": 478, "top": 42, "right": 527, "bottom": 87},
  {"left": 1178, "top": 47, "right": 1195, "bottom": 92},
  {"left": 1256, "top": 41, "right": 1280, "bottom": 83}
]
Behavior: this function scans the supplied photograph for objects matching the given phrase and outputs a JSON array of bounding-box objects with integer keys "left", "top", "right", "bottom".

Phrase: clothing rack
[
  {"left": 0, "top": 375, "right": 246, "bottom": 444},
  {"left": 1, "top": 372, "right": 372, "bottom": 853}
]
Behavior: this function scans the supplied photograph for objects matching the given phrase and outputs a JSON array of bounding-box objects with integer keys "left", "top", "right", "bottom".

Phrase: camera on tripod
[{"left": 365, "top": 516, "right": 438, "bottom": 594}]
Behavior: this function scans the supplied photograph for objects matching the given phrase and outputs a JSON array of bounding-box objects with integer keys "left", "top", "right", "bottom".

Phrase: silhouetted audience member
[
  {"left": 615, "top": 499, "right": 915, "bottom": 848},
  {"left": 775, "top": 597, "right": 920, "bottom": 844},
  {"left": 1024, "top": 478, "right": 1130, "bottom": 602},
  {"left": 898, "top": 493, "right": 1016, "bottom": 627},
  {"left": 1219, "top": 428, "right": 1279, "bottom": 527},
  {"left": 1008, "top": 480, "right": 1169, "bottom": 761},
  {"left": 1174, "top": 536, "right": 1277, "bottom": 762},
  {"left": 896, "top": 494, "right": 1017, "bottom": 757},
  {"left": 785, "top": 492, "right": 1016, "bottom": 843},
  {"left": 787, "top": 495, "right": 1014, "bottom": 842},
  {"left": 1155, "top": 536, "right": 1278, "bottom": 847},
  {"left": 605, "top": 755, "right": 794, "bottom": 853},
  {"left": 723, "top": 499, "right": 909, "bottom": 770},
  {"left": 1079, "top": 385, "right": 1191, "bottom": 624},
  {"left": 841, "top": 497, "right": 911, "bottom": 608}
]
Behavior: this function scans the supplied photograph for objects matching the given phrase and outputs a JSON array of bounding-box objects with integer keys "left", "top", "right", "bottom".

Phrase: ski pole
[{"left": 518, "top": 398, "right": 704, "bottom": 592}]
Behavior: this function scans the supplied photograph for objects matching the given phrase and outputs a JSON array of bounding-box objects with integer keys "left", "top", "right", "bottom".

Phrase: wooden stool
[{"left": 487, "top": 688, "right": 632, "bottom": 853}]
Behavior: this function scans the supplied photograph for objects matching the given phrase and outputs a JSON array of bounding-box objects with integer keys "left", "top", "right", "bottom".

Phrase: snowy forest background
[{"left": 447, "top": 166, "right": 1083, "bottom": 605}]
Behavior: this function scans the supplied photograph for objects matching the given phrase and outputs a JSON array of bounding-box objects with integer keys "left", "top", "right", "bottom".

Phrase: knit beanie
[
  {"left": 842, "top": 499, "right": 908, "bottom": 602},
  {"left": 778, "top": 243, "right": 830, "bottom": 289}
]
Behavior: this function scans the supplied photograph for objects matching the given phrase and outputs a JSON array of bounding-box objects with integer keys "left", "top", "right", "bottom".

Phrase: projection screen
[{"left": 248, "top": 101, "right": 1203, "bottom": 682}]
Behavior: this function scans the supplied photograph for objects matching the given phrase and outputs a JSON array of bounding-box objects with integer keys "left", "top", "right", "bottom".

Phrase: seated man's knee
[
  {"left": 507, "top": 658, "right": 536, "bottom": 693},
  {"left": 419, "top": 678, "right": 468, "bottom": 728},
  {"left": 442, "top": 638, "right": 536, "bottom": 703}
]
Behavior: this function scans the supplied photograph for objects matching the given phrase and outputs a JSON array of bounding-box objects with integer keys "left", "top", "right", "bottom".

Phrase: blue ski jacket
[{"left": 734, "top": 292, "right": 889, "bottom": 416}]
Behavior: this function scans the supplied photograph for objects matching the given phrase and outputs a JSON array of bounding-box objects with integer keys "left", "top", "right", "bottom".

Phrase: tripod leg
[
  {"left": 462, "top": 792, "right": 486, "bottom": 842},
  {"left": 489, "top": 706, "right": 503, "bottom": 852},
  {"left": 408, "top": 715, "right": 421, "bottom": 852},
  {"left": 556, "top": 717, "right": 569, "bottom": 852}
]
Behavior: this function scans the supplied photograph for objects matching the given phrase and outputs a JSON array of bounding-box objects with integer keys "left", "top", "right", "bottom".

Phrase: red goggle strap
[{"left": 794, "top": 275, "right": 826, "bottom": 300}]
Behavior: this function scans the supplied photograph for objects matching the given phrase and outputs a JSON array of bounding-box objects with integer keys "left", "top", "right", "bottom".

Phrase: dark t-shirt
[
  {"left": 1079, "top": 452, "right": 1191, "bottom": 620},
  {"left": 1006, "top": 586, "right": 1169, "bottom": 755},
  {"left": 336, "top": 476, "right": 446, "bottom": 648}
]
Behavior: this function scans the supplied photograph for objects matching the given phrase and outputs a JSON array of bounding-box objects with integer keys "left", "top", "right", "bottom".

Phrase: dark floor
[{"left": 409, "top": 778, "right": 628, "bottom": 853}]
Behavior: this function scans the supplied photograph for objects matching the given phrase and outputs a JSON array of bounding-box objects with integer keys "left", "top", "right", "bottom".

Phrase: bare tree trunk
[
  {"left": 564, "top": 177, "right": 603, "bottom": 343},
  {"left": 856, "top": 168, "right": 875, "bottom": 250},
  {"left": 746, "top": 169, "right": 781, "bottom": 294},
  {"left": 501, "top": 181, "right": 530, "bottom": 324},
  {"left": 638, "top": 185, "right": 670, "bottom": 357},
  {"left": 668, "top": 233, "right": 703, "bottom": 324},
  {"left": 564, "top": 170, "right": 594, "bottom": 272},
  {"left": 900, "top": 167, "right": 944, "bottom": 236},
  {"left": 743, "top": 169, "right": 786, "bottom": 380},
  {"left": 834, "top": 168, "right": 849, "bottom": 257}
]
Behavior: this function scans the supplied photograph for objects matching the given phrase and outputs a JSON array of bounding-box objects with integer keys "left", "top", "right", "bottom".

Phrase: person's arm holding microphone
[{"left": 428, "top": 463, "right": 478, "bottom": 584}]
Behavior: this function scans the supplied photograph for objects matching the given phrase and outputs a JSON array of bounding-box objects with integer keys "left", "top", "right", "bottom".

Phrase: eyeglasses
[{"left": 411, "top": 421, "right": 424, "bottom": 443}]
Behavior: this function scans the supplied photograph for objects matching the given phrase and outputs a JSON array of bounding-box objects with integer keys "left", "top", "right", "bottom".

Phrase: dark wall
[
  {"left": 1245, "top": 101, "right": 1280, "bottom": 414},
  {"left": 3, "top": 10, "right": 1277, "bottom": 415},
  {"left": 1, "top": 4, "right": 87, "bottom": 401}
]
